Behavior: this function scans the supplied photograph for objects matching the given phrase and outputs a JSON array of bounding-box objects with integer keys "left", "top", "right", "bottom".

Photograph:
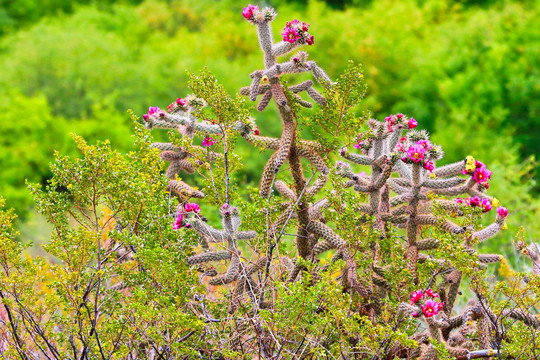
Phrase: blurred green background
[{"left": 1, "top": 0, "right": 539, "bottom": 266}]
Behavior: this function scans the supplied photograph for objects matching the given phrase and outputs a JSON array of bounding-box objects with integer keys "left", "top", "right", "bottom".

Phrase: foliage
[{"left": 1, "top": 2, "right": 540, "bottom": 359}]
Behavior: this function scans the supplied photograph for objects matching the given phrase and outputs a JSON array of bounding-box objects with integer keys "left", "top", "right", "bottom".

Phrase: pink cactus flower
[
  {"left": 301, "top": 21, "right": 310, "bottom": 32},
  {"left": 473, "top": 166, "right": 492, "bottom": 184},
  {"left": 148, "top": 107, "right": 162, "bottom": 116},
  {"left": 412, "top": 311, "right": 420, "bottom": 318},
  {"left": 408, "top": 117, "right": 418, "bottom": 129},
  {"left": 176, "top": 98, "right": 187, "bottom": 107},
  {"left": 497, "top": 207, "right": 508, "bottom": 218},
  {"left": 306, "top": 35, "right": 314, "bottom": 45},
  {"left": 242, "top": 4, "right": 258, "bottom": 19},
  {"left": 254, "top": 127, "right": 260, "bottom": 135},
  {"left": 437, "top": 302, "right": 445, "bottom": 311},
  {"left": 353, "top": 142, "right": 363, "bottom": 149},
  {"left": 468, "top": 196, "right": 481, "bottom": 207},
  {"left": 143, "top": 114, "right": 149, "bottom": 121},
  {"left": 421, "top": 299, "right": 440, "bottom": 318},
  {"left": 425, "top": 289, "right": 438, "bottom": 298},
  {"left": 406, "top": 145, "right": 425, "bottom": 163},
  {"left": 423, "top": 160, "right": 434, "bottom": 172},
  {"left": 202, "top": 136, "right": 216, "bottom": 147},
  {"left": 396, "top": 113, "right": 404, "bottom": 119},
  {"left": 172, "top": 213, "right": 183, "bottom": 230},
  {"left": 282, "top": 26, "right": 300, "bottom": 43},
  {"left": 417, "top": 140, "right": 432, "bottom": 150},
  {"left": 184, "top": 203, "right": 201, "bottom": 214},
  {"left": 456, "top": 197, "right": 463, "bottom": 204},
  {"left": 286, "top": 19, "right": 300, "bottom": 27},
  {"left": 480, "top": 198, "right": 492, "bottom": 213},
  {"left": 410, "top": 290, "right": 424, "bottom": 304}
]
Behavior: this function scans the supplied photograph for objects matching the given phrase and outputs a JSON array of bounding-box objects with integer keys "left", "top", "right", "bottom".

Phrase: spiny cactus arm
[
  {"left": 419, "top": 344, "right": 438, "bottom": 360},
  {"left": 370, "top": 161, "right": 396, "bottom": 190},
  {"left": 387, "top": 128, "right": 403, "bottom": 152},
  {"left": 297, "top": 147, "right": 329, "bottom": 174},
  {"left": 432, "top": 199, "right": 462, "bottom": 213},
  {"left": 372, "top": 276, "right": 390, "bottom": 291},
  {"left": 293, "top": 94, "right": 313, "bottom": 108},
  {"left": 271, "top": 40, "right": 302, "bottom": 57},
  {"left": 208, "top": 253, "right": 241, "bottom": 286},
  {"left": 236, "top": 230, "right": 258, "bottom": 240},
  {"left": 240, "top": 84, "right": 270, "bottom": 97},
  {"left": 151, "top": 142, "right": 179, "bottom": 151},
  {"left": 305, "top": 60, "right": 332, "bottom": 86},
  {"left": 187, "top": 250, "right": 232, "bottom": 265},
  {"left": 356, "top": 203, "right": 373, "bottom": 214},
  {"left": 425, "top": 317, "right": 443, "bottom": 342},
  {"left": 274, "top": 117, "right": 295, "bottom": 171},
  {"left": 478, "top": 254, "right": 502, "bottom": 263},
  {"left": 415, "top": 215, "right": 465, "bottom": 234},
  {"left": 390, "top": 178, "right": 412, "bottom": 188},
  {"left": 388, "top": 181, "right": 412, "bottom": 195},
  {"left": 167, "top": 179, "right": 204, "bottom": 199},
  {"left": 165, "top": 161, "right": 182, "bottom": 179},
  {"left": 379, "top": 214, "right": 408, "bottom": 224},
  {"left": 339, "top": 148, "right": 373, "bottom": 166},
  {"left": 249, "top": 71, "right": 263, "bottom": 101},
  {"left": 260, "top": 151, "right": 279, "bottom": 197},
  {"left": 159, "top": 150, "right": 188, "bottom": 161},
  {"left": 270, "top": 202, "right": 296, "bottom": 236},
  {"left": 431, "top": 177, "right": 476, "bottom": 196},
  {"left": 390, "top": 205, "right": 407, "bottom": 216},
  {"left": 306, "top": 221, "right": 346, "bottom": 249},
  {"left": 289, "top": 80, "right": 314, "bottom": 93},
  {"left": 270, "top": 78, "right": 289, "bottom": 108},
  {"left": 501, "top": 309, "right": 540, "bottom": 328},
  {"left": 190, "top": 219, "right": 227, "bottom": 242},
  {"left": 472, "top": 223, "right": 502, "bottom": 243},
  {"left": 305, "top": 86, "right": 326, "bottom": 106},
  {"left": 256, "top": 19, "right": 276, "bottom": 68},
  {"left": 300, "top": 139, "right": 325, "bottom": 153},
  {"left": 275, "top": 180, "right": 296, "bottom": 200},
  {"left": 313, "top": 239, "right": 335, "bottom": 256},
  {"left": 422, "top": 177, "right": 466, "bottom": 189},
  {"left": 307, "top": 198, "right": 329, "bottom": 219},
  {"left": 432, "top": 159, "right": 466, "bottom": 178},
  {"left": 417, "top": 238, "right": 440, "bottom": 251},
  {"left": 257, "top": 89, "right": 273, "bottom": 112},
  {"left": 444, "top": 270, "right": 462, "bottom": 314},
  {"left": 394, "top": 158, "right": 413, "bottom": 180},
  {"left": 306, "top": 174, "right": 328, "bottom": 196},
  {"left": 177, "top": 159, "right": 199, "bottom": 174},
  {"left": 144, "top": 119, "right": 179, "bottom": 130},
  {"left": 162, "top": 113, "right": 223, "bottom": 134},
  {"left": 242, "top": 133, "right": 281, "bottom": 150}
]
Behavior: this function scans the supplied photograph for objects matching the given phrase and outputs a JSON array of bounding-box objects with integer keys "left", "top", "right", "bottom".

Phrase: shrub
[{"left": 1, "top": 4, "right": 539, "bottom": 359}]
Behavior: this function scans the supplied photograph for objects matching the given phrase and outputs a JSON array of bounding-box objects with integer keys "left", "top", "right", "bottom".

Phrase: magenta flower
[
  {"left": 286, "top": 19, "right": 300, "bottom": 27},
  {"left": 396, "top": 113, "right": 404, "bottom": 119},
  {"left": 424, "top": 289, "right": 438, "bottom": 298},
  {"left": 406, "top": 145, "right": 425, "bottom": 163},
  {"left": 184, "top": 202, "right": 201, "bottom": 214},
  {"left": 456, "top": 197, "right": 463, "bottom": 204},
  {"left": 417, "top": 140, "right": 432, "bottom": 150},
  {"left": 410, "top": 290, "right": 424, "bottom": 304},
  {"left": 480, "top": 198, "right": 492, "bottom": 213},
  {"left": 172, "top": 213, "right": 183, "bottom": 230},
  {"left": 353, "top": 142, "right": 363, "bottom": 149},
  {"left": 421, "top": 299, "right": 440, "bottom": 318},
  {"left": 306, "top": 35, "right": 314, "bottom": 45},
  {"left": 423, "top": 160, "right": 434, "bottom": 172},
  {"left": 412, "top": 311, "right": 420, "bottom": 318},
  {"left": 143, "top": 114, "right": 149, "bottom": 121},
  {"left": 254, "top": 127, "right": 260, "bottom": 135},
  {"left": 242, "top": 4, "right": 258, "bottom": 19},
  {"left": 497, "top": 207, "right": 508, "bottom": 218},
  {"left": 473, "top": 166, "right": 492, "bottom": 184},
  {"left": 301, "top": 21, "right": 310, "bottom": 32},
  {"left": 408, "top": 117, "right": 418, "bottom": 129},
  {"left": 282, "top": 26, "right": 300, "bottom": 43},
  {"left": 202, "top": 136, "right": 216, "bottom": 147},
  {"left": 467, "top": 196, "right": 481, "bottom": 207}
]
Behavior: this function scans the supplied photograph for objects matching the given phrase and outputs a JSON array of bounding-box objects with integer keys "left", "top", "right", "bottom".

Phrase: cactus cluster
[{"left": 140, "top": 5, "right": 537, "bottom": 359}]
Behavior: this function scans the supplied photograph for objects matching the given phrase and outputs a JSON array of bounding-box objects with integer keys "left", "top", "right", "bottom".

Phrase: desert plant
[{"left": 1, "top": 3, "right": 540, "bottom": 360}]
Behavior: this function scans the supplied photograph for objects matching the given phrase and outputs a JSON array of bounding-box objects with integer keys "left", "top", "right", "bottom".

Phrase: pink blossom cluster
[
  {"left": 167, "top": 97, "right": 188, "bottom": 113},
  {"left": 282, "top": 19, "right": 314, "bottom": 45},
  {"left": 202, "top": 136, "right": 216, "bottom": 147},
  {"left": 462, "top": 160, "right": 492, "bottom": 188},
  {"left": 456, "top": 196, "right": 493, "bottom": 213},
  {"left": 400, "top": 139, "right": 434, "bottom": 171},
  {"left": 143, "top": 106, "right": 165, "bottom": 121},
  {"left": 497, "top": 206, "right": 508, "bottom": 218},
  {"left": 384, "top": 113, "right": 417, "bottom": 133},
  {"left": 410, "top": 289, "right": 444, "bottom": 318},
  {"left": 172, "top": 203, "right": 201, "bottom": 230},
  {"left": 242, "top": 5, "right": 277, "bottom": 24},
  {"left": 352, "top": 133, "right": 373, "bottom": 154}
]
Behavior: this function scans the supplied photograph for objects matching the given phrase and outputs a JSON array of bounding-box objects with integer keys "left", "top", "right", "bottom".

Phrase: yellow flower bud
[
  {"left": 429, "top": 173, "right": 436, "bottom": 179},
  {"left": 466, "top": 155, "right": 475, "bottom": 165},
  {"left": 491, "top": 198, "right": 500, "bottom": 207},
  {"left": 501, "top": 223, "right": 508, "bottom": 230}
]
